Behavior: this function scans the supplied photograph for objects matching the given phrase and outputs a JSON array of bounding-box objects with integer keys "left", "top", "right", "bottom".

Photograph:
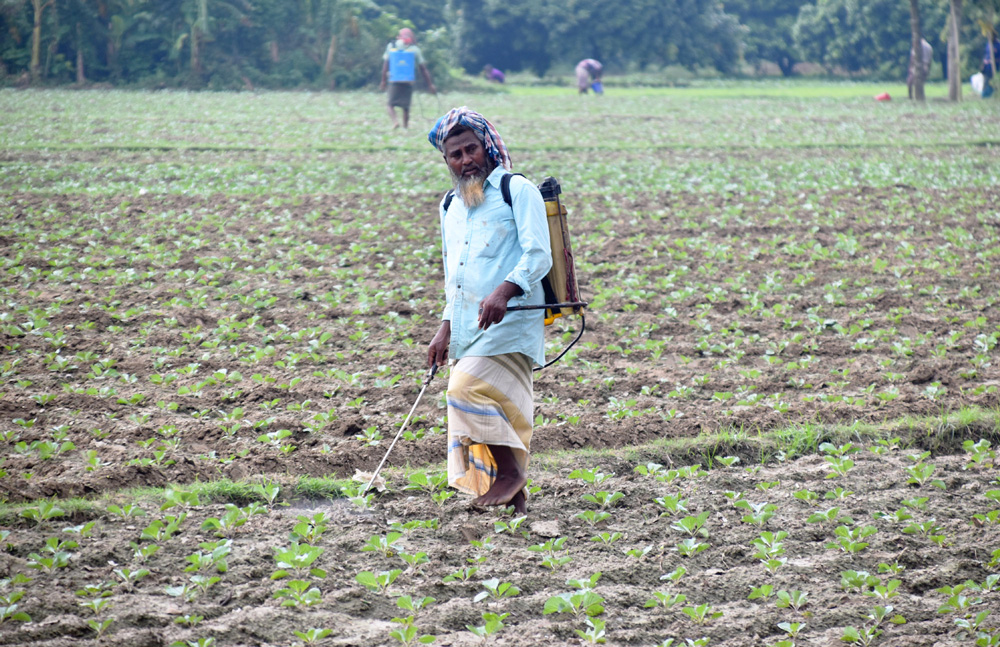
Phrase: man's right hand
[{"left": 428, "top": 321, "right": 451, "bottom": 367}]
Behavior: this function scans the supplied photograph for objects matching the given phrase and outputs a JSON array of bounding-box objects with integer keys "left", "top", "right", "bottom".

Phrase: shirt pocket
[{"left": 473, "top": 211, "right": 515, "bottom": 259}]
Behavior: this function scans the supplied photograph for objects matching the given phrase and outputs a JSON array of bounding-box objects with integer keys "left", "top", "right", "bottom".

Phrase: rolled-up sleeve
[{"left": 504, "top": 179, "right": 551, "bottom": 298}]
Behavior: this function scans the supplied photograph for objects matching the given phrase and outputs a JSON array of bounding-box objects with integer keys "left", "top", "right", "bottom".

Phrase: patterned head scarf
[{"left": 428, "top": 107, "right": 512, "bottom": 171}]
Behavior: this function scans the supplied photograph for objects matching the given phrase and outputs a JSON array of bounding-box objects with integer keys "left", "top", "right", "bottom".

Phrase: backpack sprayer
[
  {"left": 363, "top": 176, "right": 586, "bottom": 493},
  {"left": 507, "top": 176, "right": 587, "bottom": 370}
]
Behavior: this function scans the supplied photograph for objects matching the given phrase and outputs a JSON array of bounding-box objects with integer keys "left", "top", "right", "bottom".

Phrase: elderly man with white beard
[{"left": 426, "top": 107, "right": 552, "bottom": 515}]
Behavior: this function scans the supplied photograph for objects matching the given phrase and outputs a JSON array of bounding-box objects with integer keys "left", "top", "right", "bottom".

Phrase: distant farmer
[
  {"left": 575, "top": 58, "right": 603, "bottom": 94},
  {"left": 380, "top": 28, "right": 436, "bottom": 129},
  {"left": 907, "top": 38, "right": 933, "bottom": 99},
  {"left": 483, "top": 64, "right": 505, "bottom": 84},
  {"left": 427, "top": 107, "right": 552, "bottom": 515}
]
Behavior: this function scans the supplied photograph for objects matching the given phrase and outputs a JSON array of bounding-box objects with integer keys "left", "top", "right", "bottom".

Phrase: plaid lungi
[{"left": 446, "top": 353, "right": 533, "bottom": 497}]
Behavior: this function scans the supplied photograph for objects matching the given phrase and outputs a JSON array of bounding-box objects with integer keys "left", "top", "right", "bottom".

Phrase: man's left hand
[{"left": 478, "top": 281, "right": 523, "bottom": 330}]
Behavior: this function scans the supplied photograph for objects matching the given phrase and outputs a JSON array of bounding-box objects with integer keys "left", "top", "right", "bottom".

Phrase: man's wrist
[{"left": 499, "top": 281, "right": 524, "bottom": 299}]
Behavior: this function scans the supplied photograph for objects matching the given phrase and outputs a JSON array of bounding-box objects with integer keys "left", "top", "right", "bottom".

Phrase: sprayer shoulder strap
[{"left": 442, "top": 172, "right": 524, "bottom": 213}]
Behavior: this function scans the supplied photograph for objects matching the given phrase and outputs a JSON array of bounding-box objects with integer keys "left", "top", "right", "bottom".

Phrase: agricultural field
[{"left": 1, "top": 85, "right": 999, "bottom": 647}]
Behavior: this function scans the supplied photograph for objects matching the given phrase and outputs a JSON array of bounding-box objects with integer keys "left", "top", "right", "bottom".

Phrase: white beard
[{"left": 451, "top": 168, "right": 489, "bottom": 208}]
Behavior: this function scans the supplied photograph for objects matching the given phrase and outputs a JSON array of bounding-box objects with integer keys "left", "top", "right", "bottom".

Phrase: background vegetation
[{"left": 0, "top": 0, "right": 997, "bottom": 90}]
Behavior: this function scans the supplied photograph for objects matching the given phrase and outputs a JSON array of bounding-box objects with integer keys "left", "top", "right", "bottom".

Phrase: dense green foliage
[
  {"left": 0, "top": 0, "right": 998, "bottom": 88},
  {"left": 447, "top": 0, "right": 743, "bottom": 76}
]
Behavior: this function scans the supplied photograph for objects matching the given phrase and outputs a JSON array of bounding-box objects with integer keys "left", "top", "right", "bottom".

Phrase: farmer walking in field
[
  {"left": 380, "top": 27, "right": 436, "bottom": 129},
  {"left": 426, "top": 107, "right": 552, "bottom": 515}
]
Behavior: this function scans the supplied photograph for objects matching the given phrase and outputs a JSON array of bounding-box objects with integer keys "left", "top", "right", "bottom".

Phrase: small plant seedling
[
  {"left": 575, "top": 510, "right": 612, "bottom": 527},
  {"left": 749, "top": 584, "right": 774, "bottom": 600},
  {"left": 292, "top": 628, "right": 333, "bottom": 645},
  {"left": 568, "top": 468, "right": 615, "bottom": 487},
  {"left": 676, "top": 538, "right": 710, "bottom": 557},
  {"left": 543, "top": 590, "right": 606, "bottom": 618},
  {"left": 655, "top": 494, "right": 688, "bottom": 517},
  {"left": 671, "top": 511, "right": 710, "bottom": 538},
  {"left": 681, "top": 603, "right": 723, "bottom": 625},
  {"left": 356, "top": 569, "right": 402, "bottom": 595},
  {"left": 0, "top": 589, "right": 31, "bottom": 624},
  {"left": 107, "top": 503, "right": 146, "bottom": 521},
  {"left": 473, "top": 578, "right": 520, "bottom": 604},
  {"left": 466, "top": 611, "right": 508, "bottom": 643},
  {"left": 443, "top": 566, "right": 479, "bottom": 583},
  {"left": 793, "top": 489, "right": 819, "bottom": 505},
  {"left": 361, "top": 532, "right": 403, "bottom": 558},
  {"left": 775, "top": 589, "right": 809, "bottom": 611},
  {"left": 274, "top": 580, "right": 322, "bottom": 607},
  {"left": 493, "top": 516, "right": 529, "bottom": 538},
  {"left": 904, "top": 463, "right": 945, "bottom": 489},
  {"left": 576, "top": 617, "right": 607, "bottom": 644},
  {"left": 20, "top": 500, "right": 64, "bottom": 525},
  {"left": 841, "top": 625, "right": 881, "bottom": 646},
  {"left": 582, "top": 491, "right": 625, "bottom": 509},
  {"left": 825, "top": 525, "right": 877, "bottom": 554},
  {"left": 591, "top": 531, "right": 623, "bottom": 547},
  {"left": 272, "top": 542, "right": 325, "bottom": 579},
  {"left": 645, "top": 591, "right": 687, "bottom": 610},
  {"left": 388, "top": 615, "right": 436, "bottom": 646}
]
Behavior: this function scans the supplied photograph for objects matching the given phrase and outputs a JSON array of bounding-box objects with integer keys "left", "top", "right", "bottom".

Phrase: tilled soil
[{"left": 2, "top": 158, "right": 1000, "bottom": 645}]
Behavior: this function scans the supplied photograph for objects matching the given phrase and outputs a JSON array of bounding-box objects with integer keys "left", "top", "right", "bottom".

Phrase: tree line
[{"left": 0, "top": 0, "right": 996, "bottom": 89}]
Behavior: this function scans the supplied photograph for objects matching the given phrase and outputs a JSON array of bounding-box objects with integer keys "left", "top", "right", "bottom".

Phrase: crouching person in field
[{"left": 426, "top": 107, "right": 552, "bottom": 515}]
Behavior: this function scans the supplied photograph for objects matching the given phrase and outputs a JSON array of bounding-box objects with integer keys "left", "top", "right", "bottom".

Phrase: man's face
[{"left": 443, "top": 130, "right": 490, "bottom": 181}]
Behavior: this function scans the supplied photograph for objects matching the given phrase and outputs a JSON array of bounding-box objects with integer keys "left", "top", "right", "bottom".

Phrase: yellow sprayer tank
[{"left": 538, "top": 177, "right": 585, "bottom": 325}]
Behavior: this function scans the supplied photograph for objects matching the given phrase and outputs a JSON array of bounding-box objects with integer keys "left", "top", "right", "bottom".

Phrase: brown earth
[{"left": 1, "top": 184, "right": 999, "bottom": 646}]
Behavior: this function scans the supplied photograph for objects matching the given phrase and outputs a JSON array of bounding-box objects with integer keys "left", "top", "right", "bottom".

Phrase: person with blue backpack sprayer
[
  {"left": 380, "top": 28, "right": 436, "bottom": 129},
  {"left": 575, "top": 58, "right": 603, "bottom": 94}
]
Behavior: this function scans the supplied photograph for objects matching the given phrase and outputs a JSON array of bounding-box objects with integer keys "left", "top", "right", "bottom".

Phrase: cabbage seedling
[
  {"left": 576, "top": 617, "right": 607, "bottom": 644},
  {"left": 389, "top": 615, "right": 435, "bottom": 646},
  {"left": 361, "top": 532, "right": 402, "bottom": 558},
  {"left": 681, "top": 603, "right": 722, "bottom": 625},
  {"left": 473, "top": 578, "right": 520, "bottom": 603},
  {"left": 272, "top": 542, "right": 325, "bottom": 579},
  {"left": 645, "top": 592, "right": 686, "bottom": 610},
  {"left": 543, "top": 590, "right": 605, "bottom": 618},
  {"left": 442, "top": 566, "right": 479, "bottom": 583},
  {"left": 20, "top": 500, "right": 64, "bottom": 525},
  {"left": 671, "top": 512, "right": 710, "bottom": 538},
  {"left": 0, "top": 589, "right": 30, "bottom": 625},
  {"left": 467, "top": 611, "right": 508, "bottom": 644},
  {"left": 274, "top": 580, "right": 322, "bottom": 607},
  {"left": 656, "top": 494, "right": 688, "bottom": 517},
  {"left": 355, "top": 569, "right": 401, "bottom": 595},
  {"left": 583, "top": 491, "right": 624, "bottom": 509},
  {"left": 775, "top": 590, "right": 808, "bottom": 612},
  {"left": 676, "top": 538, "right": 709, "bottom": 557}
]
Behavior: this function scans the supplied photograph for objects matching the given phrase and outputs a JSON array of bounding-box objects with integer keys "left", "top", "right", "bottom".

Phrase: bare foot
[
  {"left": 471, "top": 473, "right": 527, "bottom": 509},
  {"left": 509, "top": 490, "right": 527, "bottom": 515}
]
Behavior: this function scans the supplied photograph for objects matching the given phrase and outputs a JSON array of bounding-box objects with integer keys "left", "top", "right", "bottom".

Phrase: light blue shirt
[{"left": 439, "top": 166, "right": 552, "bottom": 367}]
